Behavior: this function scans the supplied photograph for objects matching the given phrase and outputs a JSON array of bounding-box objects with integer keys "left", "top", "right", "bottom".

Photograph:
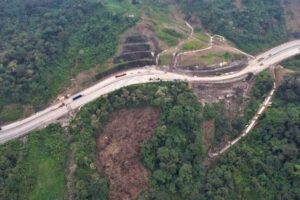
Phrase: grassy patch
[
  {"left": 198, "top": 52, "right": 234, "bottom": 65},
  {"left": 143, "top": 2, "right": 188, "bottom": 47},
  {"left": 102, "top": 0, "right": 141, "bottom": 16},
  {"left": 282, "top": 55, "right": 300, "bottom": 71},
  {"left": 159, "top": 53, "right": 173, "bottom": 65},
  {"left": 194, "top": 32, "right": 210, "bottom": 43},
  {"left": 181, "top": 38, "right": 208, "bottom": 51},
  {"left": 157, "top": 28, "right": 183, "bottom": 46},
  {"left": 0, "top": 125, "right": 68, "bottom": 200},
  {"left": 0, "top": 104, "right": 23, "bottom": 123}
]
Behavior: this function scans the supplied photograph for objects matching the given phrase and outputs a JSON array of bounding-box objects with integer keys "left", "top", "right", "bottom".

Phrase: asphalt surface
[{"left": 0, "top": 40, "right": 300, "bottom": 144}]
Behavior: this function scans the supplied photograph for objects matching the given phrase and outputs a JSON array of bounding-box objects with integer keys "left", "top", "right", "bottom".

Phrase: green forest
[
  {"left": 0, "top": 0, "right": 137, "bottom": 110},
  {"left": 1, "top": 0, "right": 300, "bottom": 199},
  {"left": 70, "top": 82, "right": 205, "bottom": 199},
  {"left": 283, "top": 55, "right": 300, "bottom": 71},
  {"left": 179, "top": 0, "right": 287, "bottom": 53},
  {"left": 203, "top": 71, "right": 274, "bottom": 146},
  {"left": 1, "top": 75, "right": 300, "bottom": 199},
  {"left": 202, "top": 75, "right": 300, "bottom": 199},
  {"left": 0, "top": 125, "right": 68, "bottom": 199}
]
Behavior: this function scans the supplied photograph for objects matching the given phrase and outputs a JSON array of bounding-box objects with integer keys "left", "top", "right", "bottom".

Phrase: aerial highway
[{"left": 0, "top": 40, "right": 300, "bottom": 144}]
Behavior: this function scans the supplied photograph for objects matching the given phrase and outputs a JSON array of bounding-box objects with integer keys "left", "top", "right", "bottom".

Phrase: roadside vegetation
[
  {"left": 159, "top": 53, "right": 174, "bottom": 66},
  {"left": 283, "top": 55, "right": 300, "bottom": 71},
  {"left": 197, "top": 52, "right": 235, "bottom": 66},
  {"left": 0, "top": 0, "right": 138, "bottom": 118},
  {"left": 0, "top": 104, "right": 23, "bottom": 124},
  {"left": 202, "top": 75, "right": 300, "bottom": 199},
  {"left": 0, "top": 125, "right": 68, "bottom": 200}
]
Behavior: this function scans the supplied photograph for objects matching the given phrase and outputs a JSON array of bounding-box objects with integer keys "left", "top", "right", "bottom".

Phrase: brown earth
[
  {"left": 191, "top": 80, "right": 250, "bottom": 105},
  {"left": 202, "top": 120, "right": 215, "bottom": 151},
  {"left": 275, "top": 67, "right": 296, "bottom": 85},
  {"left": 281, "top": 0, "right": 300, "bottom": 33},
  {"left": 96, "top": 107, "right": 160, "bottom": 200},
  {"left": 234, "top": 0, "right": 242, "bottom": 9}
]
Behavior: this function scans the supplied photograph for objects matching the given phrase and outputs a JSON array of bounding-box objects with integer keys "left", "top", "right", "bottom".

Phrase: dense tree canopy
[
  {"left": 202, "top": 75, "right": 300, "bottom": 199},
  {"left": 70, "top": 82, "right": 205, "bottom": 199},
  {"left": 0, "top": 0, "right": 136, "bottom": 108},
  {"left": 179, "top": 0, "right": 287, "bottom": 53},
  {"left": 0, "top": 125, "right": 67, "bottom": 200}
]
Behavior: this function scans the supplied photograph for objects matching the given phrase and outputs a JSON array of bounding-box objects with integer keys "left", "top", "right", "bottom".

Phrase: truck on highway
[
  {"left": 72, "top": 94, "right": 83, "bottom": 101},
  {"left": 115, "top": 73, "right": 127, "bottom": 78}
]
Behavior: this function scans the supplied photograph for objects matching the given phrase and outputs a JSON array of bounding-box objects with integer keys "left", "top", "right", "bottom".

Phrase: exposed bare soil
[
  {"left": 96, "top": 107, "right": 160, "bottom": 200},
  {"left": 202, "top": 120, "right": 215, "bottom": 150},
  {"left": 191, "top": 80, "right": 250, "bottom": 105},
  {"left": 275, "top": 67, "right": 296, "bottom": 85},
  {"left": 234, "top": 0, "right": 243, "bottom": 10},
  {"left": 281, "top": 0, "right": 300, "bottom": 34}
]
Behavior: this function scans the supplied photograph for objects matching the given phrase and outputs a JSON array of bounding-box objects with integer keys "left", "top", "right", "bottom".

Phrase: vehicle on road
[
  {"left": 215, "top": 72, "right": 222, "bottom": 76},
  {"left": 115, "top": 73, "right": 127, "bottom": 78},
  {"left": 257, "top": 57, "right": 264, "bottom": 62},
  {"left": 0, "top": 127, "right": 2, "bottom": 131},
  {"left": 244, "top": 73, "right": 254, "bottom": 82},
  {"left": 72, "top": 94, "right": 83, "bottom": 101}
]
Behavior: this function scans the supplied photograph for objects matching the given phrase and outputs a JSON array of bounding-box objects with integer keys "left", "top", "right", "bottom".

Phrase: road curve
[{"left": 0, "top": 40, "right": 300, "bottom": 144}]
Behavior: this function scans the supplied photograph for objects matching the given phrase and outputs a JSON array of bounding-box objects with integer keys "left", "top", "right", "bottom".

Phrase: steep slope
[
  {"left": 0, "top": 0, "right": 137, "bottom": 121},
  {"left": 178, "top": 0, "right": 287, "bottom": 53}
]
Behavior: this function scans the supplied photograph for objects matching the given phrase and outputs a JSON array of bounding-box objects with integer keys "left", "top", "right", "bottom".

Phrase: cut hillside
[
  {"left": 96, "top": 108, "right": 160, "bottom": 200},
  {"left": 282, "top": 0, "right": 300, "bottom": 36}
]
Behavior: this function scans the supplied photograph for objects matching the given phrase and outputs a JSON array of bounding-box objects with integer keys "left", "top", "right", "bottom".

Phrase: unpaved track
[{"left": 208, "top": 69, "right": 277, "bottom": 157}]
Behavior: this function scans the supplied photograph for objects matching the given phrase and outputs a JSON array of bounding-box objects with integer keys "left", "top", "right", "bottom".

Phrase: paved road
[{"left": 0, "top": 40, "right": 300, "bottom": 144}]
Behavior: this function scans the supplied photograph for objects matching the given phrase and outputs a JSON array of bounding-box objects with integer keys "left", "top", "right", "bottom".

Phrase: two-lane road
[{"left": 1, "top": 40, "right": 300, "bottom": 144}]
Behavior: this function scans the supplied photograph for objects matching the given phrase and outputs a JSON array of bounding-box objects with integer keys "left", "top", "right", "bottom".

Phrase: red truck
[{"left": 115, "top": 73, "right": 127, "bottom": 78}]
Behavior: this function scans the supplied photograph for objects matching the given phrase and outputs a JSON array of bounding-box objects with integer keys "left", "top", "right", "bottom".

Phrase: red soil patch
[
  {"left": 275, "top": 67, "right": 296, "bottom": 86},
  {"left": 96, "top": 107, "right": 160, "bottom": 200}
]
